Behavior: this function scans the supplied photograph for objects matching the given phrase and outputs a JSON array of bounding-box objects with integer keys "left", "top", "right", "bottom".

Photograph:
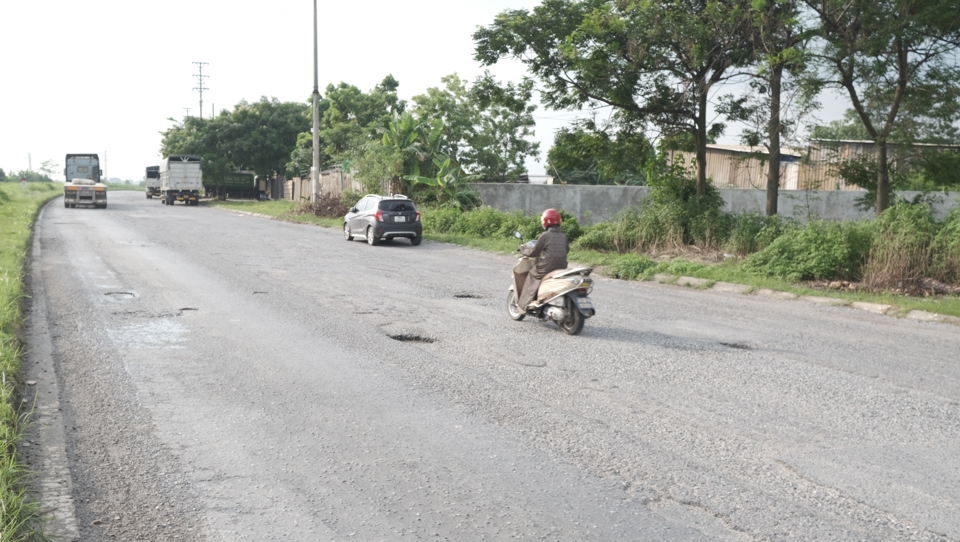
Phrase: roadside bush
[
  {"left": 744, "top": 220, "right": 874, "bottom": 281},
  {"left": 932, "top": 207, "right": 960, "bottom": 284},
  {"left": 610, "top": 253, "right": 658, "bottom": 280},
  {"left": 459, "top": 206, "right": 508, "bottom": 237},
  {"left": 293, "top": 192, "right": 349, "bottom": 219},
  {"left": 558, "top": 210, "right": 584, "bottom": 241},
  {"left": 861, "top": 202, "right": 938, "bottom": 290},
  {"left": 632, "top": 158, "right": 732, "bottom": 251},
  {"left": 573, "top": 222, "right": 617, "bottom": 251},
  {"left": 727, "top": 213, "right": 798, "bottom": 256},
  {"left": 421, "top": 206, "right": 462, "bottom": 234}
]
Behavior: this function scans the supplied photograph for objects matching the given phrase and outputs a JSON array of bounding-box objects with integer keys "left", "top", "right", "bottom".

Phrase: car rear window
[{"left": 379, "top": 200, "right": 416, "bottom": 212}]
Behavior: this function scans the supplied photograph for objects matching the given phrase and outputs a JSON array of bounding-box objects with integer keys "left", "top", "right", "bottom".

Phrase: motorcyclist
[{"left": 518, "top": 209, "right": 569, "bottom": 310}]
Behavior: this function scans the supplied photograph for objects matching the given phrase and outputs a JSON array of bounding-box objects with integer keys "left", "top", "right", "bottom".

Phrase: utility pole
[
  {"left": 184, "top": 107, "right": 192, "bottom": 118},
  {"left": 311, "top": 0, "right": 320, "bottom": 203},
  {"left": 193, "top": 61, "right": 209, "bottom": 120},
  {"left": 27, "top": 153, "right": 32, "bottom": 171}
]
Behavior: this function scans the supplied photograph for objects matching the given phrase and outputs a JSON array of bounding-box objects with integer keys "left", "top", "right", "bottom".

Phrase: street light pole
[{"left": 311, "top": 0, "right": 320, "bottom": 203}]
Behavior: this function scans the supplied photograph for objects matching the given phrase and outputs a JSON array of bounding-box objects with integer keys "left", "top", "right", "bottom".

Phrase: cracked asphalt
[{"left": 23, "top": 190, "right": 960, "bottom": 541}]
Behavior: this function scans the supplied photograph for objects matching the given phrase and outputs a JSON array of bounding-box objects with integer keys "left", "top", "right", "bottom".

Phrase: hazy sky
[{"left": 1, "top": 1, "right": 844, "bottom": 182}]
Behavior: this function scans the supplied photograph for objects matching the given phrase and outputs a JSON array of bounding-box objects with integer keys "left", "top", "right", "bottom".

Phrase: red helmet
[{"left": 541, "top": 208, "right": 562, "bottom": 229}]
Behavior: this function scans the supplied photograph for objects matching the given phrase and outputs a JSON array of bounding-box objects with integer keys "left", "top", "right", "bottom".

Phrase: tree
[
  {"left": 222, "top": 98, "right": 311, "bottom": 180},
  {"left": 739, "top": 0, "right": 814, "bottom": 215},
  {"left": 411, "top": 73, "right": 540, "bottom": 181},
  {"left": 161, "top": 114, "right": 238, "bottom": 198},
  {"left": 547, "top": 118, "right": 651, "bottom": 184},
  {"left": 0, "top": 168, "right": 6, "bottom": 182},
  {"left": 803, "top": 0, "right": 960, "bottom": 213},
  {"left": 474, "top": 0, "right": 754, "bottom": 196},
  {"left": 811, "top": 109, "right": 872, "bottom": 140}
]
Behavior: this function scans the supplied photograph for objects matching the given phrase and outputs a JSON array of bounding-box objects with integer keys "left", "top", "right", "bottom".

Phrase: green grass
[
  {"left": 207, "top": 199, "right": 343, "bottom": 228},
  {"left": 0, "top": 181, "right": 60, "bottom": 541}
]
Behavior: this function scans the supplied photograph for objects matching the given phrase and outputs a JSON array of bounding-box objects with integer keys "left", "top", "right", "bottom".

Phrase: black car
[{"left": 344, "top": 194, "right": 423, "bottom": 246}]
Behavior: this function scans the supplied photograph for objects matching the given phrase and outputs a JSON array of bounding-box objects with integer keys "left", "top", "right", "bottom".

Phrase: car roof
[{"left": 363, "top": 194, "right": 412, "bottom": 201}]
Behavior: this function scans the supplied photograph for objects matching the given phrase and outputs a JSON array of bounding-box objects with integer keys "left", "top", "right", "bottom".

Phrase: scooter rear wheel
[
  {"left": 558, "top": 295, "right": 585, "bottom": 335},
  {"left": 506, "top": 290, "right": 525, "bottom": 321}
]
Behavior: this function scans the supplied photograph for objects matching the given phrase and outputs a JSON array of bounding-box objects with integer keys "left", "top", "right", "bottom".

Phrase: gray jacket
[{"left": 527, "top": 225, "right": 569, "bottom": 279}]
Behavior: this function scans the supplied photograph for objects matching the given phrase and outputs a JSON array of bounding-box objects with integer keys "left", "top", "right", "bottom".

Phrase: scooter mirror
[{"left": 514, "top": 231, "right": 522, "bottom": 239}]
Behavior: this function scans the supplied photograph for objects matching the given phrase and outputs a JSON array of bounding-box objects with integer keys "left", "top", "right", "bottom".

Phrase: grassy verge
[
  {"left": 205, "top": 199, "right": 960, "bottom": 319},
  {"left": 206, "top": 199, "right": 342, "bottom": 228},
  {"left": 1, "top": 182, "right": 61, "bottom": 541}
]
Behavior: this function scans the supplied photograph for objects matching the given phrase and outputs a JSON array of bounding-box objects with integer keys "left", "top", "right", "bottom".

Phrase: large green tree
[
  {"left": 547, "top": 118, "right": 651, "bottom": 185},
  {"left": 804, "top": 0, "right": 960, "bottom": 213},
  {"left": 411, "top": 73, "right": 539, "bottom": 181},
  {"left": 474, "top": 0, "right": 754, "bottom": 196}
]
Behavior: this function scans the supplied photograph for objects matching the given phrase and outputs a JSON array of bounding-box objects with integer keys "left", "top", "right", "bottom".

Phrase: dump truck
[
  {"left": 63, "top": 153, "right": 107, "bottom": 209},
  {"left": 145, "top": 165, "right": 160, "bottom": 199},
  {"left": 159, "top": 154, "right": 202, "bottom": 205}
]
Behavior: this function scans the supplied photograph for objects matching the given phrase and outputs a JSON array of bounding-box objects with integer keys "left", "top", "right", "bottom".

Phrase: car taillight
[
  {"left": 375, "top": 210, "right": 384, "bottom": 222},
  {"left": 415, "top": 211, "right": 421, "bottom": 221}
]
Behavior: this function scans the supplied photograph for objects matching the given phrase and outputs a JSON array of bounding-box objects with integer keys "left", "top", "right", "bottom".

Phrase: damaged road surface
[{"left": 24, "top": 191, "right": 960, "bottom": 541}]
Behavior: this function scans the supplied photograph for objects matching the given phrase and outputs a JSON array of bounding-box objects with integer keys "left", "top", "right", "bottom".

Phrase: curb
[{"left": 656, "top": 274, "right": 960, "bottom": 326}]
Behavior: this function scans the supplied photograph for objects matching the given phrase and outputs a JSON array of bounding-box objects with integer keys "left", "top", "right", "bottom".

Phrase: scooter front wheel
[{"left": 506, "top": 290, "right": 526, "bottom": 321}]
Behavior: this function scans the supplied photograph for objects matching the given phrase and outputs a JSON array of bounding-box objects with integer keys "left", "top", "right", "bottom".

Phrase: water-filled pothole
[
  {"left": 389, "top": 334, "right": 436, "bottom": 344},
  {"left": 104, "top": 292, "right": 136, "bottom": 299}
]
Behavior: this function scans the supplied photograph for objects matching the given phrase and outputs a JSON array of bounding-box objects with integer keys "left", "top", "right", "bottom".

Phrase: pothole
[
  {"left": 454, "top": 293, "right": 482, "bottom": 299},
  {"left": 104, "top": 292, "right": 136, "bottom": 299},
  {"left": 719, "top": 342, "right": 751, "bottom": 350},
  {"left": 253, "top": 291, "right": 268, "bottom": 295},
  {"left": 388, "top": 334, "right": 436, "bottom": 344},
  {"left": 178, "top": 308, "right": 199, "bottom": 316}
]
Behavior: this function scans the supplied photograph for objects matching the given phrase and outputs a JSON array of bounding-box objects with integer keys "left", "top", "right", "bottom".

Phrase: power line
[{"left": 193, "top": 61, "right": 209, "bottom": 120}]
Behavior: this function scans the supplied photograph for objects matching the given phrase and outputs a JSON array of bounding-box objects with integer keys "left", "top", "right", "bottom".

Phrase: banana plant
[{"left": 405, "top": 157, "right": 481, "bottom": 209}]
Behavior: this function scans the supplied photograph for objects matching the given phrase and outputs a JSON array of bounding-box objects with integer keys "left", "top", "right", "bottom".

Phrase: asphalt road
[{"left": 24, "top": 191, "right": 960, "bottom": 541}]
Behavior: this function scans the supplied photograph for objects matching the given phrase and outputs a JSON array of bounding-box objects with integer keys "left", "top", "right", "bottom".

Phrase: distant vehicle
[
  {"left": 63, "top": 153, "right": 107, "bottom": 209},
  {"left": 145, "top": 165, "right": 160, "bottom": 199},
  {"left": 203, "top": 171, "right": 261, "bottom": 200},
  {"left": 159, "top": 155, "right": 202, "bottom": 206},
  {"left": 343, "top": 194, "right": 422, "bottom": 246}
]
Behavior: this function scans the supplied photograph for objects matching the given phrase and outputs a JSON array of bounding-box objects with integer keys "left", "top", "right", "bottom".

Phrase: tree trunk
[
  {"left": 876, "top": 141, "right": 890, "bottom": 214},
  {"left": 695, "top": 92, "right": 709, "bottom": 197},
  {"left": 766, "top": 65, "right": 783, "bottom": 216}
]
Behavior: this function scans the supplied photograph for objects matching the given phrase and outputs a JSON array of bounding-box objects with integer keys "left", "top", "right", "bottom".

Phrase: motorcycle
[{"left": 506, "top": 232, "right": 596, "bottom": 335}]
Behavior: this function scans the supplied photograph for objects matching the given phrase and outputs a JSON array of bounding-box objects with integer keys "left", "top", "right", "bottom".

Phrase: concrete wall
[{"left": 469, "top": 183, "right": 960, "bottom": 224}]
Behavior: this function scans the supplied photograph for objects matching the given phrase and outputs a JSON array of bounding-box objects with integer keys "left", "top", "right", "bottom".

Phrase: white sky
[{"left": 0, "top": 1, "right": 845, "bottom": 182}]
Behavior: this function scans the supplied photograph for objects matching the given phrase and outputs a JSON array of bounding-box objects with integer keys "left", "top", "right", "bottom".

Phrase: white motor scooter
[{"left": 506, "top": 232, "right": 596, "bottom": 335}]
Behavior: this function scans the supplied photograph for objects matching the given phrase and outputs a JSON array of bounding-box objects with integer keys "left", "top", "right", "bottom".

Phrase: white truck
[
  {"left": 63, "top": 153, "right": 107, "bottom": 209},
  {"left": 145, "top": 165, "right": 160, "bottom": 199},
  {"left": 159, "top": 154, "right": 202, "bottom": 205}
]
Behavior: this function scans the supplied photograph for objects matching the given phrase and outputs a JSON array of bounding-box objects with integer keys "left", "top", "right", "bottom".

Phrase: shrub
[
  {"left": 421, "top": 206, "right": 462, "bottom": 234},
  {"left": 573, "top": 222, "right": 617, "bottom": 251},
  {"left": 744, "top": 220, "right": 874, "bottom": 281},
  {"left": 933, "top": 207, "right": 960, "bottom": 284},
  {"left": 861, "top": 202, "right": 938, "bottom": 289},
  {"left": 610, "top": 253, "right": 658, "bottom": 280},
  {"left": 727, "top": 213, "right": 798, "bottom": 256}
]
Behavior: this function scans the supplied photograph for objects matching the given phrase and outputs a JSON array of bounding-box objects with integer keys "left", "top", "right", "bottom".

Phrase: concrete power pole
[
  {"left": 193, "top": 62, "right": 209, "bottom": 120},
  {"left": 311, "top": 0, "right": 320, "bottom": 203}
]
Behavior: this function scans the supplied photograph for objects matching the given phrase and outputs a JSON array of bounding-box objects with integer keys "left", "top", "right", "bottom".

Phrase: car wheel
[
  {"left": 506, "top": 290, "right": 526, "bottom": 321},
  {"left": 366, "top": 225, "right": 379, "bottom": 246},
  {"left": 410, "top": 235, "right": 422, "bottom": 246},
  {"left": 343, "top": 223, "right": 353, "bottom": 241}
]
